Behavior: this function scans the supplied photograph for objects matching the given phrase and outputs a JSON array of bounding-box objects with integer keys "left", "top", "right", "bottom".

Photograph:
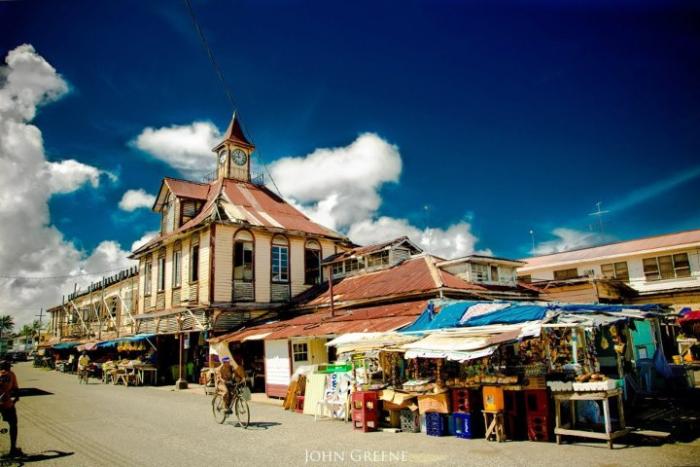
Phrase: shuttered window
[
  {"left": 600, "top": 262, "right": 629, "bottom": 282},
  {"left": 644, "top": 253, "right": 691, "bottom": 281},
  {"left": 553, "top": 268, "right": 578, "bottom": 280}
]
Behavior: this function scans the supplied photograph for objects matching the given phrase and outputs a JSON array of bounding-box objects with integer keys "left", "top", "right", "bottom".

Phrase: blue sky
[{"left": 2, "top": 0, "right": 699, "bottom": 260}]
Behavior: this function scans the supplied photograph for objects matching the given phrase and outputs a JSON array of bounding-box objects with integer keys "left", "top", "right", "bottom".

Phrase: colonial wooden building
[{"left": 129, "top": 113, "right": 351, "bottom": 336}]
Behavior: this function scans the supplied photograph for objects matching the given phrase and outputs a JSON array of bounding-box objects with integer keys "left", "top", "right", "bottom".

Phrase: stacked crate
[
  {"left": 425, "top": 412, "right": 447, "bottom": 437},
  {"left": 504, "top": 390, "right": 526, "bottom": 440},
  {"left": 352, "top": 391, "right": 379, "bottom": 432},
  {"left": 400, "top": 409, "right": 421, "bottom": 433},
  {"left": 450, "top": 388, "right": 482, "bottom": 438},
  {"left": 524, "top": 389, "right": 550, "bottom": 441}
]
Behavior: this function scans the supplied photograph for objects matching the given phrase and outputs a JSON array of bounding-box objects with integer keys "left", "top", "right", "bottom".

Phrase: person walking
[{"left": 0, "top": 360, "right": 22, "bottom": 458}]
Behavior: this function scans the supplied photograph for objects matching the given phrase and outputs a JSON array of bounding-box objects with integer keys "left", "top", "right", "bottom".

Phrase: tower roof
[{"left": 215, "top": 112, "right": 254, "bottom": 149}]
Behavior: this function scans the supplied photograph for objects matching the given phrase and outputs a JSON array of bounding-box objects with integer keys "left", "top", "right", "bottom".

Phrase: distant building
[{"left": 519, "top": 229, "right": 700, "bottom": 310}]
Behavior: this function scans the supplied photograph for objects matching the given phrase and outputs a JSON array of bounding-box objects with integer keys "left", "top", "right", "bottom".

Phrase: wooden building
[{"left": 129, "top": 113, "right": 351, "bottom": 337}]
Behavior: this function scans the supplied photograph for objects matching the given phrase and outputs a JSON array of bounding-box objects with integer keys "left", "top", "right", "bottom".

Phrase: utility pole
[{"left": 35, "top": 307, "right": 44, "bottom": 350}]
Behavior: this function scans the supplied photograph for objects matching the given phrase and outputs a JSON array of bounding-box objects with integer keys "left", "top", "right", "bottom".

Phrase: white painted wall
[{"left": 519, "top": 247, "right": 700, "bottom": 293}]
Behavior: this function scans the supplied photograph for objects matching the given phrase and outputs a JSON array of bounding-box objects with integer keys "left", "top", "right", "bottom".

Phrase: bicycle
[
  {"left": 77, "top": 367, "right": 89, "bottom": 384},
  {"left": 212, "top": 380, "right": 250, "bottom": 428}
]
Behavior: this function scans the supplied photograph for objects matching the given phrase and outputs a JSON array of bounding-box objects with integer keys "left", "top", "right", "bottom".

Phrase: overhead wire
[{"left": 182, "top": 0, "right": 284, "bottom": 198}]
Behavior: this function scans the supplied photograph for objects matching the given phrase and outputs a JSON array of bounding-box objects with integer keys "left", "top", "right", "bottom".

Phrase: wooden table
[
  {"left": 553, "top": 389, "right": 630, "bottom": 449},
  {"left": 482, "top": 410, "right": 506, "bottom": 442},
  {"left": 135, "top": 365, "right": 158, "bottom": 385}
]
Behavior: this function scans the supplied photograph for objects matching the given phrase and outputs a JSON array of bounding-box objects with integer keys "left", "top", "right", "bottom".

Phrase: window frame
[
  {"left": 172, "top": 244, "right": 182, "bottom": 288},
  {"left": 233, "top": 229, "right": 255, "bottom": 283},
  {"left": 157, "top": 250, "right": 166, "bottom": 292},
  {"left": 600, "top": 261, "right": 629, "bottom": 282},
  {"left": 643, "top": 253, "right": 691, "bottom": 281},
  {"left": 144, "top": 259, "right": 153, "bottom": 296},
  {"left": 271, "top": 235, "right": 290, "bottom": 283},
  {"left": 292, "top": 342, "right": 309, "bottom": 362},
  {"left": 304, "top": 240, "right": 322, "bottom": 285},
  {"left": 553, "top": 268, "right": 578, "bottom": 281},
  {"left": 190, "top": 243, "right": 200, "bottom": 283}
]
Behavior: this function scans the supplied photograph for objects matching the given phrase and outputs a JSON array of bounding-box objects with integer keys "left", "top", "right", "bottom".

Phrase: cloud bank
[
  {"left": 532, "top": 227, "right": 610, "bottom": 255},
  {"left": 267, "top": 133, "right": 485, "bottom": 259},
  {"left": 0, "top": 44, "right": 134, "bottom": 327}
]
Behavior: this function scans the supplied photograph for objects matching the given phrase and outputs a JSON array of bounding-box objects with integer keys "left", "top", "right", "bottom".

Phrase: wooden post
[
  {"left": 175, "top": 316, "right": 188, "bottom": 390},
  {"left": 328, "top": 265, "right": 335, "bottom": 318}
]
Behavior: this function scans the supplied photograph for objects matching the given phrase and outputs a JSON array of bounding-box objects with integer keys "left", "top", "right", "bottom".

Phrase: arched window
[
  {"left": 304, "top": 240, "right": 322, "bottom": 285},
  {"left": 234, "top": 230, "right": 254, "bottom": 282},
  {"left": 271, "top": 235, "right": 289, "bottom": 283}
]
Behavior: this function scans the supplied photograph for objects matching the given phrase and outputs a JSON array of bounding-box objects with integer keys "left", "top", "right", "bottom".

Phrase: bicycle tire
[
  {"left": 234, "top": 397, "right": 250, "bottom": 428},
  {"left": 212, "top": 394, "right": 228, "bottom": 424}
]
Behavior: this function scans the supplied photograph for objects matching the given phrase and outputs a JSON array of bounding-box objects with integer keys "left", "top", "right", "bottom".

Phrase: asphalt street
[{"left": 2, "top": 362, "right": 699, "bottom": 467}]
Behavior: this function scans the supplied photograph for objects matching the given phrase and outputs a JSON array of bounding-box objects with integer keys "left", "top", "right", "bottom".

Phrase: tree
[{"left": 0, "top": 315, "right": 15, "bottom": 342}]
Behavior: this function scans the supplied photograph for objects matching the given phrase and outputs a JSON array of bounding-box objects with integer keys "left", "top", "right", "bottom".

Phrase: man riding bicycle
[
  {"left": 77, "top": 351, "right": 90, "bottom": 381},
  {"left": 214, "top": 356, "right": 244, "bottom": 413}
]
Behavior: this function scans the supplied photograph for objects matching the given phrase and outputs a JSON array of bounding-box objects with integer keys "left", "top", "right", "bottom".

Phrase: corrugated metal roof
[
  {"left": 306, "top": 256, "right": 485, "bottom": 307},
  {"left": 132, "top": 175, "right": 347, "bottom": 256},
  {"left": 164, "top": 178, "right": 210, "bottom": 200},
  {"left": 521, "top": 228, "right": 700, "bottom": 270},
  {"left": 212, "top": 300, "right": 428, "bottom": 343}
]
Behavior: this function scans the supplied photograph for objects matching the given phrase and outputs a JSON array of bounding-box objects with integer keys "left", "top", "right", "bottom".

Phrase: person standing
[{"left": 0, "top": 360, "right": 21, "bottom": 458}]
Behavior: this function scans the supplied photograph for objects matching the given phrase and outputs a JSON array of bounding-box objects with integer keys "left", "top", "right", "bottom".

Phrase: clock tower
[{"left": 211, "top": 112, "right": 255, "bottom": 182}]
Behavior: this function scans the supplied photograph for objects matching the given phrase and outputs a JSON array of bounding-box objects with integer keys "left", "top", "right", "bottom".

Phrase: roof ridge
[
  {"left": 424, "top": 255, "right": 445, "bottom": 289},
  {"left": 522, "top": 227, "right": 700, "bottom": 261},
  {"left": 163, "top": 176, "right": 209, "bottom": 186}
]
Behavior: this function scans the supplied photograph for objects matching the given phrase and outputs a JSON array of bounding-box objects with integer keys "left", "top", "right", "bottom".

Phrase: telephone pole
[{"left": 35, "top": 307, "right": 44, "bottom": 349}]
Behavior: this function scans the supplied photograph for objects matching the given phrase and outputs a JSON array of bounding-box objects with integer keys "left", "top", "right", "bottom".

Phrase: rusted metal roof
[
  {"left": 212, "top": 300, "right": 428, "bottom": 343},
  {"left": 132, "top": 175, "right": 347, "bottom": 257},
  {"left": 521, "top": 228, "right": 700, "bottom": 270},
  {"left": 322, "top": 236, "right": 421, "bottom": 265},
  {"left": 305, "top": 256, "right": 486, "bottom": 307},
  {"left": 164, "top": 178, "right": 210, "bottom": 200}
]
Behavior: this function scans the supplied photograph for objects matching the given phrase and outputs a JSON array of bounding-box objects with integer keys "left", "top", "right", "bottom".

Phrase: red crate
[
  {"left": 352, "top": 391, "right": 379, "bottom": 411},
  {"left": 451, "top": 388, "right": 481, "bottom": 414},
  {"left": 526, "top": 414, "right": 550, "bottom": 442},
  {"left": 524, "top": 389, "right": 549, "bottom": 417},
  {"left": 294, "top": 395, "right": 305, "bottom": 414}
]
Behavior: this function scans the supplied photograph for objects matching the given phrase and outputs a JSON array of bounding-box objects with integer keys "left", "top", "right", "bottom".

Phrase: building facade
[{"left": 519, "top": 229, "right": 700, "bottom": 310}]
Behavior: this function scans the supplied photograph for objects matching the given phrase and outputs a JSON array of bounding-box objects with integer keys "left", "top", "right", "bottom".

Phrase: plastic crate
[
  {"left": 452, "top": 413, "right": 473, "bottom": 439},
  {"left": 525, "top": 389, "right": 549, "bottom": 417},
  {"left": 400, "top": 409, "right": 420, "bottom": 433},
  {"left": 526, "top": 414, "right": 550, "bottom": 442},
  {"left": 294, "top": 395, "right": 305, "bottom": 414},
  {"left": 352, "top": 391, "right": 379, "bottom": 411},
  {"left": 451, "top": 388, "right": 481, "bottom": 414},
  {"left": 425, "top": 413, "right": 447, "bottom": 437}
]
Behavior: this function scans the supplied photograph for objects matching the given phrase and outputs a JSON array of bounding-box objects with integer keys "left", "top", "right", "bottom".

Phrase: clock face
[
  {"left": 232, "top": 149, "right": 247, "bottom": 166},
  {"left": 218, "top": 149, "right": 227, "bottom": 165}
]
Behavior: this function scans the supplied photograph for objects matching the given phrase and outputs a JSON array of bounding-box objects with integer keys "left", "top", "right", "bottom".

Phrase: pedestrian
[{"left": 0, "top": 360, "right": 22, "bottom": 458}]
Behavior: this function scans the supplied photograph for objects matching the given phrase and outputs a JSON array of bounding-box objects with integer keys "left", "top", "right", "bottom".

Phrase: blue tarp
[
  {"left": 53, "top": 342, "right": 79, "bottom": 350},
  {"left": 462, "top": 305, "right": 547, "bottom": 327},
  {"left": 401, "top": 302, "right": 478, "bottom": 332},
  {"left": 96, "top": 334, "right": 156, "bottom": 349}
]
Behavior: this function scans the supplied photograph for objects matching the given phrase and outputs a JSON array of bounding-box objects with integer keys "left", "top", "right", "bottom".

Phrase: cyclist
[
  {"left": 0, "top": 360, "right": 21, "bottom": 458},
  {"left": 77, "top": 351, "right": 90, "bottom": 381},
  {"left": 215, "top": 357, "right": 245, "bottom": 413}
]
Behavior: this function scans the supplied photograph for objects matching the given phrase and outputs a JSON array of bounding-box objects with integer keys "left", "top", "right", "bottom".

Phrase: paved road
[{"left": 2, "top": 362, "right": 699, "bottom": 466}]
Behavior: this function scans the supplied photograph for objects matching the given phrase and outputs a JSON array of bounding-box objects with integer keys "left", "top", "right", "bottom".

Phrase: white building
[{"left": 519, "top": 229, "right": 700, "bottom": 309}]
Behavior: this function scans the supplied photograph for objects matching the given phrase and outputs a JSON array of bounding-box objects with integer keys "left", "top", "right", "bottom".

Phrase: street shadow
[
  {"left": 16, "top": 388, "right": 52, "bottom": 398},
  {"left": 229, "top": 421, "right": 281, "bottom": 431},
  {"left": 0, "top": 450, "right": 73, "bottom": 466}
]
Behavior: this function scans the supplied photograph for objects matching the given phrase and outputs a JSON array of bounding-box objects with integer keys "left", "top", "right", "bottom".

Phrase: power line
[
  {"left": 183, "top": 0, "right": 236, "bottom": 111},
  {"left": 181, "top": 0, "right": 284, "bottom": 198}
]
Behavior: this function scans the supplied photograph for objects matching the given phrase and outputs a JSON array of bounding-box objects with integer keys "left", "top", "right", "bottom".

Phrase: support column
[{"left": 175, "top": 316, "right": 188, "bottom": 390}]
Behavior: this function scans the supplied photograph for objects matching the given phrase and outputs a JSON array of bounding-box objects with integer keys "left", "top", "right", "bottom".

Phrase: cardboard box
[{"left": 417, "top": 392, "right": 450, "bottom": 414}]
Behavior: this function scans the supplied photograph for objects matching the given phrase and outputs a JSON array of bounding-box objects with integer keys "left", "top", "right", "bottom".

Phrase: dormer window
[{"left": 304, "top": 240, "right": 322, "bottom": 285}]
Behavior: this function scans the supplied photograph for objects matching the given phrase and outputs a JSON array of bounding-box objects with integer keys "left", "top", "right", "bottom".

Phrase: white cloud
[
  {"left": 267, "top": 134, "right": 486, "bottom": 259},
  {"left": 133, "top": 121, "right": 219, "bottom": 178},
  {"left": 0, "top": 44, "right": 134, "bottom": 327},
  {"left": 131, "top": 231, "right": 158, "bottom": 251},
  {"left": 348, "top": 218, "right": 488, "bottom": 259},
  {"left": 119, "top": 189, "right": 156, "bottom": 211},
  {"left": 532, "top": 227, "right": 609, "bottom": 255}
]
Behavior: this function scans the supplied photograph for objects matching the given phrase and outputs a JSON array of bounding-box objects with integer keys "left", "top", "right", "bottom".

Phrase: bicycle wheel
[
  {"left": 234, "top": 397, "right": 250, "bottom": 428},
  {"left": 212, "top": 394, "right": 228, "bottom": 424}
]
